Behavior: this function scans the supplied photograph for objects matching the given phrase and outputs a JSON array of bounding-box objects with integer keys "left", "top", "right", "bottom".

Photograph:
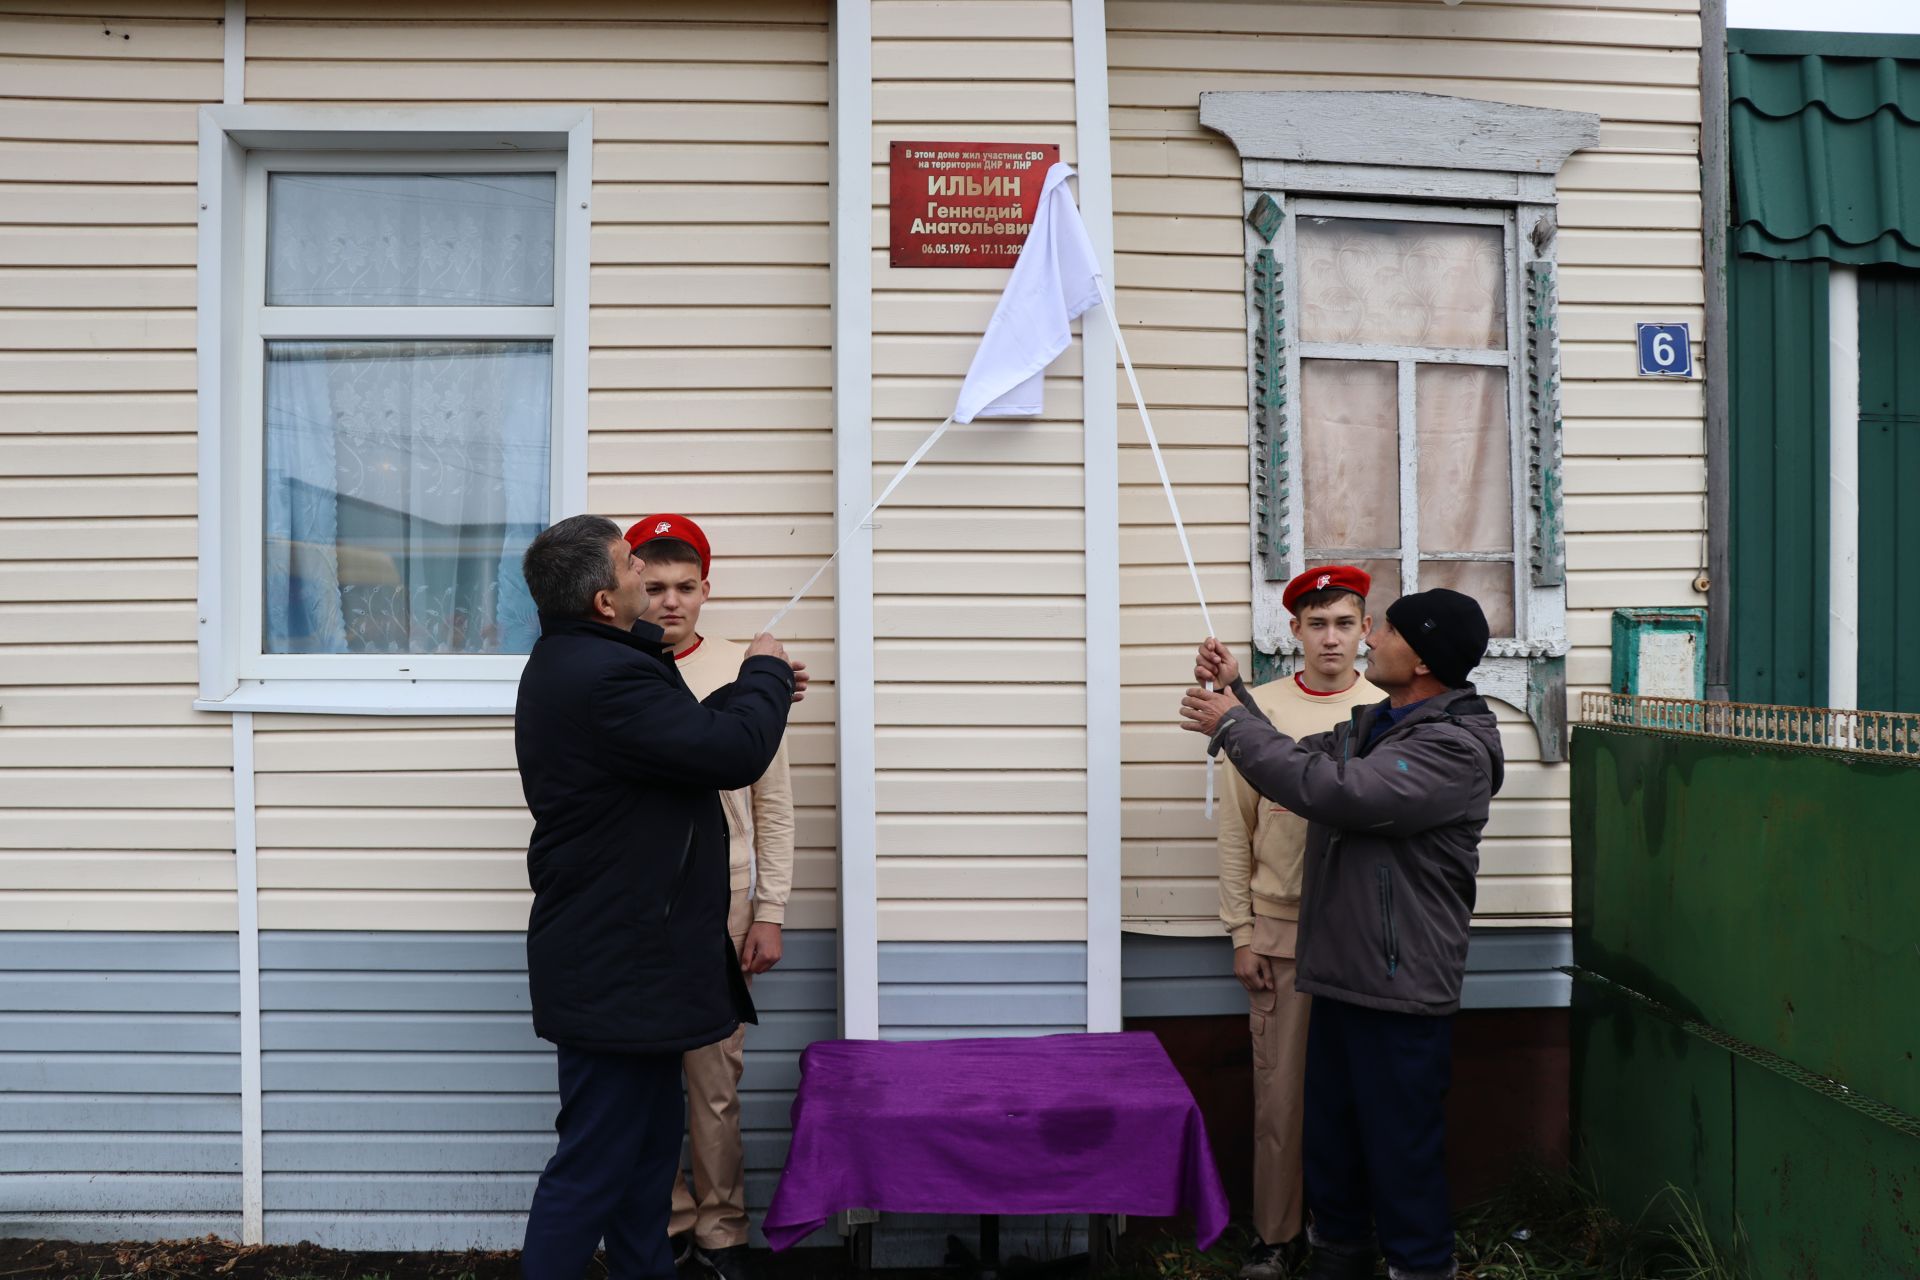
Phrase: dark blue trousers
[
  {"left": 523, "top": 1045, "right": 685, "bottom": 1280},
  {"left": 1303, "top": 996, "right": 1455, "bottom": 1276}
]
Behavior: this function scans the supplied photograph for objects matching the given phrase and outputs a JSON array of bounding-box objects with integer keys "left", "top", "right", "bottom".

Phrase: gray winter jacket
[{"left": 1208, "top": 685, "right": 1505, "bottom": 1016}]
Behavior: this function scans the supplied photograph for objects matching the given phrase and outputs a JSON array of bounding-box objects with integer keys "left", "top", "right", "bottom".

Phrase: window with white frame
[
  {"left": 1200, "top": 89, "right": 1598, "bottom": 757},
  {"left": 197, "top": 110, "right": 591, "bottom": 712},
  {"left": 247, "top": 156, "right": 560, "bottom": 672},
  {"left": 1292, "top": 200, "right": 1523, "bottom": 637}
]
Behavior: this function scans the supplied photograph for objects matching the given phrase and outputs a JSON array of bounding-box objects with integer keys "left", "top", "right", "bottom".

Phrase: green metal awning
[{"left": 1730, "top": 29, "right": 1920, "bottom": 267}]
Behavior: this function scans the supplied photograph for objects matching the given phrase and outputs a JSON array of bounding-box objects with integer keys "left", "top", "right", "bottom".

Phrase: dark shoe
[
  {"left": 1303, "top": 1239, "right": 1378, "bottom": 1280},
  {"left": 692, "top": 1243, "right": 752, "bottom": 1280},
  {"left": 1240, "top": 1238, "right": 1282, "bottom": 1280},
  {"left": 1385, "top": 1265, "right": 1455, "bottom": 1280},
  {"left": 671, "top": 1233, "right": 695, "bottom": 1269},
  {"left": 1240, "top": 1238, "right": 1298, "bottom": 1280}
]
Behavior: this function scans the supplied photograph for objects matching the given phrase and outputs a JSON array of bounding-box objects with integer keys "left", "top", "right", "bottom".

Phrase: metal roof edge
[{"left": 1729, "top": 27, "right": 1920, "bottom": 61}]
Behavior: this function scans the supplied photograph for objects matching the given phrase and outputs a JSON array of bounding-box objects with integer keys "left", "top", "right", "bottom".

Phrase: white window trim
[
  {"left": 195, "top": 107, "right": 592, "bottom": 715},
  {"left": 1284, "top": 196, "right": 1531, "bottom": 642},
  {"left": 1201, "top": 89, "right": 1599, "bottom": 756}
]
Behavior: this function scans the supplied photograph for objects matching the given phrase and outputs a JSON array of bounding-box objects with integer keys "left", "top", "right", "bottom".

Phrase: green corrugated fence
[{"left": 1571, "top": 713, "right": 1919, "bottom": 1276}]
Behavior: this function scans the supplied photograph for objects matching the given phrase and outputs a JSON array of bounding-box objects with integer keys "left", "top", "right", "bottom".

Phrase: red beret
[
  {"left": 1282, "top": 565, "right": 1371, "bottom": 614},
  {"left": 625, "top": 513, "right": 711, "bottom": 578}
]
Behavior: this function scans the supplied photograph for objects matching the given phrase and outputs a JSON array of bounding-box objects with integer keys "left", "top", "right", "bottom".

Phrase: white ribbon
[
  {"left": 1087, "top": 274, "right": 1218, "bottom": 816},
  {"left": 762, "top": 415, "right": 957, "bottom": 635},
  {"left": 763, "top": 282, "right": 1220, "bottom": 814}
]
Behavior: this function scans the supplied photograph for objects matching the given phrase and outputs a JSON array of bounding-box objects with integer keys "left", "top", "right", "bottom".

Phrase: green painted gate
[
  {"left": 1571, "top": 717, "right": 1920, "bottom": 1276},
  {"left": 1727, "top": 31, "right": 1920, "bottom": 713},
  {"left": 1858, "top": 270, "right": 1920, "bottom": 713},
  {"left": 1727, "top": 255, "right": 1828, "bottom": 707}
]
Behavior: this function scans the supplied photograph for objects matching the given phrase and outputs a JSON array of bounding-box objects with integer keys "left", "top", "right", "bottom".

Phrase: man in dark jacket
[
  {"left": 1180, "top": 589, "right": 1504, "bottom": 1280},
  {"left": 515, "top": 514, "right": 805, "bottom": 1280}
]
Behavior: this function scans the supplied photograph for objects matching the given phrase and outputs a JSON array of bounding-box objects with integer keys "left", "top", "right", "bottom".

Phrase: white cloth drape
[{"left": 953, "top": 162, "right": 1104, "bottom": 423}]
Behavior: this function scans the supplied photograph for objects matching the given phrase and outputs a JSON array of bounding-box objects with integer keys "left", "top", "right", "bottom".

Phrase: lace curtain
[
  {"left": 263, "top": 340, "right": 550, "bottom": 655},
  {"left": 268, "top": 173, "right": 556, "bottom": 307},
  {"left": 1295, "top": 216, "right": 1517, "bottom": 634}
]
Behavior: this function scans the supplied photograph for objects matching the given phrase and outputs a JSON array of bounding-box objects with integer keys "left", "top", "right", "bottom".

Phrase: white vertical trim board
[
  {"left": 1072, "top": 0, "right": 1122, "bottom": 1035},
  {"left": 197, "top": 113, "right": 244, "bottom": 701},
  {"left": 1828, "top": 265, "right": 1860, "bottom": 711},
  {"left": 560, "top": 115, "right": 594, "bottom": 518},
  {"left": 232, "top": 711, "right": 263, "bottom": 1245},
  {"left": 223, "top": 0, "right": 244, "bottom": 106},
  {"left": 831, "top": 0, "right": 879, "bottom": 1040}
]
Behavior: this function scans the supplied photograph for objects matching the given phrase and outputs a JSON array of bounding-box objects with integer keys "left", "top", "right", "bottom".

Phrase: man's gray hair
[{"left": 523, "top": 514, "right": 623, "bottom": 620}]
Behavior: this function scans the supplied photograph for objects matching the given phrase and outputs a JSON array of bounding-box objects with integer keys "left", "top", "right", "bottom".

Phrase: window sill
[{"left": 195, "top": 680, "right": 518, "bottom": 717}]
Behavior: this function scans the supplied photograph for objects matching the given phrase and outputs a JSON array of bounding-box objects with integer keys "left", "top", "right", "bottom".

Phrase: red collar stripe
[{"left": 1295, "top": 672, "right": 1358, "bottom": 698}]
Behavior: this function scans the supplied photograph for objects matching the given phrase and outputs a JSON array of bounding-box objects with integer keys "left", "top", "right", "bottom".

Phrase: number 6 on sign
[{"left": 1636, "top": 322, "right": 1693, "bottom": 377}]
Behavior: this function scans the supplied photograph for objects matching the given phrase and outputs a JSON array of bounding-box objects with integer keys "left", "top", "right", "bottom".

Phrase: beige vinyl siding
[
  {"left": 1108, "top": 0, "right": 1704, "bottom": 934},
  {"left": 0, "top": 3, "right": 232, "bottom": 930},
  {"left": 870, "top": 0, "right": 1087, "bottom": 943},
  {"left": 232, "top": 0, "right": 837, "bottom": 931}
]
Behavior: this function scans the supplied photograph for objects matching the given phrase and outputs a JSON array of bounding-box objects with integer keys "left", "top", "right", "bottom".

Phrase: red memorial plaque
[{"left": 889, "top": 141, "right": 1062, "bottom": 268}]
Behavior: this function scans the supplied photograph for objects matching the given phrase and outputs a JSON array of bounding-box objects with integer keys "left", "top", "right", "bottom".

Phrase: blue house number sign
[{"left": 1636, "top": 322, "right": 1693, "bottom": 377}]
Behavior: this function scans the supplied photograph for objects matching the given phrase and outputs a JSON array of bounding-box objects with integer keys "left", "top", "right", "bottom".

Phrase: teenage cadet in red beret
[
  {"left": 622, "top": 514, "right": 793, "bottom": 1280},
  {"left": 1195, "top": 567, "right": 1378, "bottom": 1279}
]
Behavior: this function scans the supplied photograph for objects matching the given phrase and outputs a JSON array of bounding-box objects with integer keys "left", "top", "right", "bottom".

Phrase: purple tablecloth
[{"left": 761, "top": 1031, "right": 1230, "bottom": 1251}]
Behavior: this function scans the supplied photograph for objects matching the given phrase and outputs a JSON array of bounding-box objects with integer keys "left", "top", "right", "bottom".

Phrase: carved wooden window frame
[{"left": 1202, "top": 91, "right": 1599, "bottom": 760}]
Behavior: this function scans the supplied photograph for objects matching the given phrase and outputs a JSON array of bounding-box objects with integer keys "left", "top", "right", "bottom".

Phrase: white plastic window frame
[
  {"left": 195, "top": 107, "right": 591, "bottom": 715},
  {"left": 1249, "top": 185, "right": 1569, "bottom": 693},
  {"left": 1284, "top": 197, "right": 1529, "bottom": 641}
]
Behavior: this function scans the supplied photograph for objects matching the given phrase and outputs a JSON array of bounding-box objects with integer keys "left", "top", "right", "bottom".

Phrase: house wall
[
  {"left": 0, "top": 0, "right": 838, "bottom": 1245},
  {"left": 0, "top": 0, "right": 237, "bottom": 1240},
  {"left": 1105, "top": 0, "right": 1708, "bottom": 937},
  {"left": 253, "top": 930, "right": 838, "bottom": 1250},
  {"left": 238, "top": 0, "right": 840, "bottom": 936},
  {"left": 866, "top": 0, "right": 1094, "bottom": 1029},
  {"left": 867, "top": 0, "right": 1087, "bottom": 948},
  {"left": 0, "top": 1, "right": 232, "bottom": 933},
  {"left": 0, "top": 0, "right": 1715, "bottom": 1250},
  {"left": 0, "top": 932, "right": 242, "bottom": 1240}
]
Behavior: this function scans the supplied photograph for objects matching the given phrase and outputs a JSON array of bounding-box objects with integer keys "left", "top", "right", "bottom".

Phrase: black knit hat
[{"left": 1385, "top": 588, "right": 1490, "bottom": 687}]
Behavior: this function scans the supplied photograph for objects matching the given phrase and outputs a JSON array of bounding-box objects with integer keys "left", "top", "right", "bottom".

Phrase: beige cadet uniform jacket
[
  {"left": 1219, "top": 672, "right": 1378, "bottom": 954},
  {"left": 673, "top": 635, "right": 795, "bottom": 924}
]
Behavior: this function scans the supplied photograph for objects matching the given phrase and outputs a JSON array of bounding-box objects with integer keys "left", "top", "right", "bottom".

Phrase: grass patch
[
  {"left": 1114, "top": 1166, "right": 1745, "bottom": 1280},
  {"left": 0, "top": 1172, "right": 1742, "bottom": 1280}
]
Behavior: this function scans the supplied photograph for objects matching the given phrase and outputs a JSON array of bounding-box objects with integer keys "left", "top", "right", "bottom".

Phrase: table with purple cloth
[{"left": 761, "top": 1031, "right": 1230, "bottom": 1256}]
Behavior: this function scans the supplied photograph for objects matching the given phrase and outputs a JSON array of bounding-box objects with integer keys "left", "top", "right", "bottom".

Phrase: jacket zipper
[
  {"left": 1376, "top": 864, "right": 1399, "bottom": 977},
  {"left": 662, "top": 824, "right": 696, "bottom": 929}
]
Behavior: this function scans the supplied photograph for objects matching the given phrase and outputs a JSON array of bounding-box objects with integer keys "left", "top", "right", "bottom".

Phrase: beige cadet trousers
[
  {"left": 1249, "top": 923, "right": 1312, "bottom": 1246},
  {"left": 670, "top": 889, "right": 754, "bottom": 1248}
]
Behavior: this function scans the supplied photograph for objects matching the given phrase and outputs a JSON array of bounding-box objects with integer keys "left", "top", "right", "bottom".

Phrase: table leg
[
  {"left": 1088, "top": 1214, "right": 1120, "bottom": 1272},
  {"left": 980, "top": 1213, "right": 1000, "bottom": 1276},
  {"left": 846, "top": 1220, "right": 874, "bottom": 1272}
]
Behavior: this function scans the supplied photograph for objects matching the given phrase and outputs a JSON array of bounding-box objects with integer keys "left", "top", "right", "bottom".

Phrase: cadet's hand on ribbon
[
  {"left": 1179, "top": 686, "right": 1239, "bottom": 737},
  {"left": 1194, "top": 637, "right": 1240, "bottom": 689}
]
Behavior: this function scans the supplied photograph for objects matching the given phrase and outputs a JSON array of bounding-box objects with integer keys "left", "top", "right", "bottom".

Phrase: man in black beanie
[{"left": 1182, "top": 588, "right": 1505, "bottom": 1280}]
